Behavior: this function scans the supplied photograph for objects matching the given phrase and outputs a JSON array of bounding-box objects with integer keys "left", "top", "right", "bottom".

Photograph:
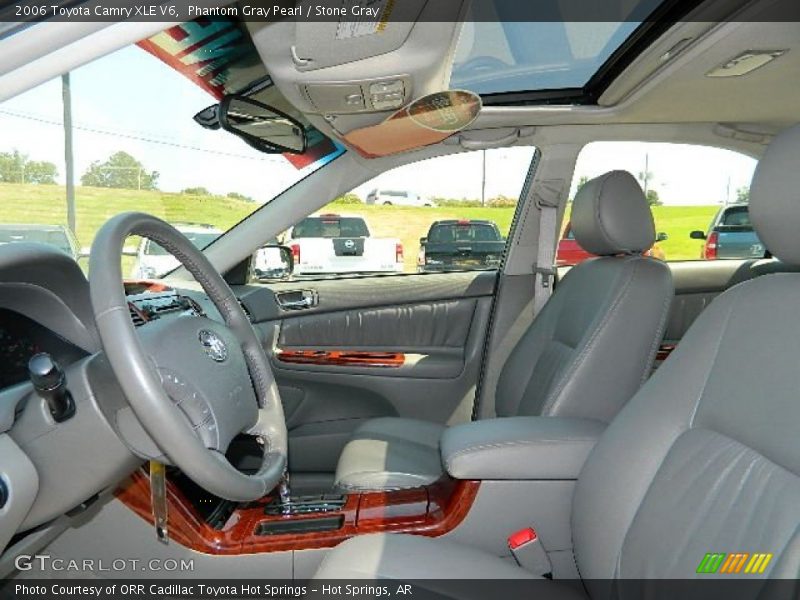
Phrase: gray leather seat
[
  {"left": 335, "top": 170, "right": 673, "bottom": 491},
  {"left": 315, "top": 123, "right": 800, "bottom": 583}
]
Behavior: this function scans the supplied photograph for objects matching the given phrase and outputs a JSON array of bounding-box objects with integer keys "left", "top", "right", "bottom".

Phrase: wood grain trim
[
  {"left": 656, "top": 343, "right": 677, "bottom": 362},
  {"left": 275, "top": 349, "right": 405, "bottom": 368},
  {"left": 115, "top": 469, "right": 479, "bottom": 555},
  {"left": 124, "top": 280, "right": 171, "bottom": 295}
]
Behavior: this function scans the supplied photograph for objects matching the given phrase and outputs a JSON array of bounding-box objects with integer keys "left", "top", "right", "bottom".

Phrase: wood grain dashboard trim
[{"left": 115, "top": 469, "right": 479, "bottom": 555}]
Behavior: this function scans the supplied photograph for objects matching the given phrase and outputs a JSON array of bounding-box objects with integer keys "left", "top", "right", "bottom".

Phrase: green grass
[
  {"left": 0, "top": 182, "right": 720, "bottom": 273},
  {"left": 650, "top": 204, "right": 719, "bottom": 261}
]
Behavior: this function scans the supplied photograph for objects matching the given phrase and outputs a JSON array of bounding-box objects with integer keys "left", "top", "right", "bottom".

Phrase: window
[
  {"left": 452, "top": 21, "right": 642, "bottom": 96},
  {"left": 0, "top": 19, "right": 342, "bottom": 279},
  {"left": 291, "top": 216, "right": 371, "bottom": 239},
  {"left": 560, "top": 142, "right": 758, "bottom": 266},
  {"left": 286, "top": 147, "right": 536, "bottom": 278}
]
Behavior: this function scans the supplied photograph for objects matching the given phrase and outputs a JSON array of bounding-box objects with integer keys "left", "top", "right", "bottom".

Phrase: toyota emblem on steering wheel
[{"left": 198, "top": 329, "right": 228, "bottom": 362}]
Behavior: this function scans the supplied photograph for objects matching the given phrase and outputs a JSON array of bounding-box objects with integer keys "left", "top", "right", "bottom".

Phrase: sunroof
[{"left": 450, "top": 0, "right": 668, "bottom": 100}]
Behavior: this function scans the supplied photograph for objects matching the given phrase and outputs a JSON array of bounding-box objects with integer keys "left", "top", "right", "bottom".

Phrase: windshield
[
  {"left": 0, "top": 18, "right": 342, "bottom": 278},
  {"left": 144, "top": 232, "right": 220, "bottom": 256},
  {"left": 292, "top": 217, "right": 370, "bottom": 239}
]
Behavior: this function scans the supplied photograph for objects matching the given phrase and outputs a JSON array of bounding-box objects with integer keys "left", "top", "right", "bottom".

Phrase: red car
[{"left": 556, "top": 222, "right": 667, "bottom": 266}]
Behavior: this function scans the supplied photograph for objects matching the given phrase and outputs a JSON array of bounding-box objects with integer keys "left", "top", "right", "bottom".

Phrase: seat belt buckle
[{"left": 508, "top": 527, "right": 552, "bottom": 578}]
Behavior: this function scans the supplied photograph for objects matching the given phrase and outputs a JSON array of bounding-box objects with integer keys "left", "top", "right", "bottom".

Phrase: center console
[{"left": 115, "top": 468, "right": 478, "bottom": 554}]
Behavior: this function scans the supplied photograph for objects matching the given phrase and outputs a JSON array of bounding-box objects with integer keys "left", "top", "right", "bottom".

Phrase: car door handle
[{"left": 276, "top": 290, "right": 318, "bottom": 311}]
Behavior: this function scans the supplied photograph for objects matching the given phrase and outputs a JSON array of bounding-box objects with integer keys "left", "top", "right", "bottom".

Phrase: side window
[
  {"left": 286, "top": 147, "right": 536, "bottom": 277},
  {"left": 562, "top": 142, "right": 758, "bottom": 265}
]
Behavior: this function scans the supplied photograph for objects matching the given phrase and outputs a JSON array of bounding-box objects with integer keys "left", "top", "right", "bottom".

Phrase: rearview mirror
[
  {"left": 253, "top": 245, "right": 294, "bottom": 281},
  {"left": 219, "top": 95, "right": 307, "bottom": 154},
  {"left": 689, "top": 230, "right": 707, "bottom": 240},
  {"left": 656, "top": 232, "right": 669, "bottom": 242},
  {"left": 419, "top": 237, "right": 427, "bottom": 245}
]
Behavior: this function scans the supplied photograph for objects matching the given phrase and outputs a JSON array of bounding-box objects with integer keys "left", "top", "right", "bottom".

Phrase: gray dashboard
[{"left": 0, "top": 244, "right": 141, "bottom": 559}]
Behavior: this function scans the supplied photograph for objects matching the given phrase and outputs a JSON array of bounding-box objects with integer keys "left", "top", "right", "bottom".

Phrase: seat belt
[{"left": 532, "top": 180, "right": 562, "bottom": 315}]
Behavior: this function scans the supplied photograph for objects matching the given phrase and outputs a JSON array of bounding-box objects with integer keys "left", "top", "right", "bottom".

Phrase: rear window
[
  {"left": 428, "top": 222, "right": 501, "bottom": 243},
  {"left": 0, "top": 229, "right": 71, "bottom": 253},
  {"left": 292, "top": 217, "right": 370, "bottom": 239},
  {"left": 719, "top": 207, "right": 752, "bottom": 228}
]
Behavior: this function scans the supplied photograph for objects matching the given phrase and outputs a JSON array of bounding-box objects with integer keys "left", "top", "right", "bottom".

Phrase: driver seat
[{"left": 315, "top": 125, "right": 800, "bottom": 584}]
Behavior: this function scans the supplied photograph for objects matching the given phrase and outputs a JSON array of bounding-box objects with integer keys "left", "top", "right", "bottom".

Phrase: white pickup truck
[{"left": 287, "top": 214, "right": 404, "bottom": 275}]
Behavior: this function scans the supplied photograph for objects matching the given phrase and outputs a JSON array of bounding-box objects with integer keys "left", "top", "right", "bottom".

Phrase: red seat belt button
[
  {"left": 507, "top": 527, "right": 552, "bottom": 577},
  {"left": 508, "top": 527, "right": 537, "bottom": 549}
]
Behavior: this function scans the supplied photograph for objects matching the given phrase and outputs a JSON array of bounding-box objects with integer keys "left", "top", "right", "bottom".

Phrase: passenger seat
[{"left": 334, "top": 170, "right": 674, "bottom": 492}]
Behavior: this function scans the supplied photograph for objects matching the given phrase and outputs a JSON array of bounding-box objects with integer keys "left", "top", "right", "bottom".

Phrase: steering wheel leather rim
[{"left": 89, "top": 212, "right": 287, "bottom": 501}]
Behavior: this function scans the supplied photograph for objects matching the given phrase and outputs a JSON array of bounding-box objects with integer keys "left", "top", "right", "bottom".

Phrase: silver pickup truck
[{"left": 690, "top": 204, "right": 766, "bottom": 260}]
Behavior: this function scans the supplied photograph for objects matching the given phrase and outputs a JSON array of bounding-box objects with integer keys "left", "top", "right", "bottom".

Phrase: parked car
[
  {"left": 417, "top": 219, "right": 505, "bottom": 272},
  {"left": 366, "top": 189, "right": 433, "bottom": 207},
  {"left": 131, "top": 223, "right": 221, "bottom": 279},
  {"left": 556, "top": 221, "right": 668, "bottom": 266},
  {"left": 288, "top": 214, "right": 403, "bottom": 275},
  {"left": 0, "top": 224, "right": 80, "bottom": 260},
  {"left": 690, "top": 204, "right": 766, "bottom": 260}
]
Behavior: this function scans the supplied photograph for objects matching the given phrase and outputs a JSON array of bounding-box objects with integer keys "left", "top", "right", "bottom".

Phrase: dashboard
[{"left": 0, "top": 309, "right": 88, "bottom": 390}]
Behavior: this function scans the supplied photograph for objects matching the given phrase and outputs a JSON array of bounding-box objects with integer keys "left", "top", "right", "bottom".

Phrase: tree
[
  {"left": 645, "top": 189, "right": 662, "bottom": 206},
  {"left": 736, "top": 186, "right": 750, "bottom": 203},
  {"left": 0, "top": 150, "right": 58, "bottom": 184},
  {"left": 23, "top": 160, "right": 58, "bottom": 184},
  {"left": 637, "top": 169, "right": 655, "bottom": 195},
  {"left": 81, "top": 151, "right": 158, "bottom": 190},
  {"left": 331, "top": 193, "right": 362, "bottom": 205},
  {"left": 182, "top": 186, "right": 211, "bottom": 196},
  {"left": 573, "top": 175, "right": 590, "bottom": 200},
  {"left": 227, "top": 191, "right": 255, "bottom": 202}
]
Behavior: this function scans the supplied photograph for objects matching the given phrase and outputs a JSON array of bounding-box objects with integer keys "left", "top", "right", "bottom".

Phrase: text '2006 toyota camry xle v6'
[{"left": 0, "top": 1, "right": 799, "bottom": 598}]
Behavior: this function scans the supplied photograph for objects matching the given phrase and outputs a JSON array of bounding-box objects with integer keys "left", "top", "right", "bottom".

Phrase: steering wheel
[{"left": 89, "top": 213, "right": 287, "bottom": 501}]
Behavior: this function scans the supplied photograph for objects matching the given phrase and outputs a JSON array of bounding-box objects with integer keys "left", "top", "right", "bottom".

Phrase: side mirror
[
  {"left": 419, "top": 237, "right": 427, "bottom": 245},
  {"left": 656, "top": 232, "right": 669, "bottom": 242},
  {"left": 253, "top": 245, "right": 294, "bottom": 281},
  {"left": 689, "top": 230, "right": 707, "bottom": 240},
  {"left": 219, "top": 95, "right": 307, "bottom": 154}
]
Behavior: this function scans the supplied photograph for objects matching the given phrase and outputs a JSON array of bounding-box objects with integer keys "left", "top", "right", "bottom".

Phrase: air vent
[{"left": 128, "top": 304, "right": 146, "bottom": 327}]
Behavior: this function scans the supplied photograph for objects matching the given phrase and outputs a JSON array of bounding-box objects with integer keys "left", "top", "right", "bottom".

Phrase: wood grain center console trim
[{"left": 115, "top": 470, "right": 479, "bottom": 555}]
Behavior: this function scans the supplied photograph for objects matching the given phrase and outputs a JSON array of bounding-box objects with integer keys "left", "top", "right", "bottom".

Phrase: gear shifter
[
  {"left": 278, "top": 472, "right": 292, "bottom": 515},
  {"left": 28, "top": 352, "right": 75, "bottom": 422}
]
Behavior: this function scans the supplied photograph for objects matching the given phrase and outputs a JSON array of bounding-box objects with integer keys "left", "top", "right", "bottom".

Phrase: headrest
[
  {"left": 750, "top": 124, "right": 800, "bottom": 266},
  {"left": 570, "top": 170, "right": 656, "bottom": 256}
]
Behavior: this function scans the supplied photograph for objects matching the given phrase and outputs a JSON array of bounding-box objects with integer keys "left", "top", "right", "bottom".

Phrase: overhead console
[{"left": 247, "top": 0, "right": 468, "bottom": 135}]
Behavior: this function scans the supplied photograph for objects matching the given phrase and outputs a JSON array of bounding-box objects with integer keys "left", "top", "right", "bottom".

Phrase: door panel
[
  {"left": 278, "top": 299, "right": 476, "bottom": 349},
  {"left": 238, "top": 271, "right": 497, "bottom": 476}
]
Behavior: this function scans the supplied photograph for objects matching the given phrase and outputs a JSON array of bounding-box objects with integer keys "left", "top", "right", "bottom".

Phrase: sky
[
  {"left": 0, "top": 43, "right": 757, "bottom": 207},
  {"left": 0, "top": 45, "right": 305, "bottom": 202}
]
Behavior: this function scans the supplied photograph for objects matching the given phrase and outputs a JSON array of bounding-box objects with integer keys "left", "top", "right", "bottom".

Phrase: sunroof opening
[{"left": 450, "top": 0, "right": 669, "bottom": 100}]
